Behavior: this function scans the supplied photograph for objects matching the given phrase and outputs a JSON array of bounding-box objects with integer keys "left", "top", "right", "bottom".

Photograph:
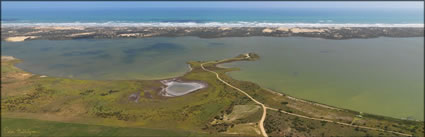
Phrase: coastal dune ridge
[
  {"left": 2, "top": 22, "right": 424, "bottom": 28},
  {"left": 2, "top": 22, "right": 424, "bottom": 41}
]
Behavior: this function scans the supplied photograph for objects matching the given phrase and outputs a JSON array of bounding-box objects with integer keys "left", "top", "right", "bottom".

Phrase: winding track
[
  {"left": 201, "top": 61, "right": 269, "bottom": 137},
  {"left": 200, "top": 57, "right": 412, "bottom": 137}
]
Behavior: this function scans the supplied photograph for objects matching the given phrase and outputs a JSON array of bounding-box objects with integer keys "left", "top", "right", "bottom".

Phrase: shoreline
[{"left": 2, "top": 26, "right": 423, "bottom": 42}]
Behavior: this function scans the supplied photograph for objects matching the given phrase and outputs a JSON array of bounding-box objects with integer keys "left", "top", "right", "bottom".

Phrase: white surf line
[
  {"left": 200, "top": 56, "right": 412, "bottom": 137},
  {"left": 200, "top": 61, "right": 268, "bottom": 137}
]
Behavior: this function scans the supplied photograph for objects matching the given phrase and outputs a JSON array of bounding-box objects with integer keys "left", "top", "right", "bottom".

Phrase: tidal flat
[{"left": 1, "top": 36, "right": 423, "bottom": 121}]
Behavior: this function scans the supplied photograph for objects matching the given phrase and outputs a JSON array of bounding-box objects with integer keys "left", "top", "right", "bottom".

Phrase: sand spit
[
  {"left": 1, "top": 56, "right": 17, "bottom": 61},
  {"left": 1, "top": 56, "right": 34, "bottom": 80},
  {"left": 5, "top": 36, "right": 38, "bottom": 42}
]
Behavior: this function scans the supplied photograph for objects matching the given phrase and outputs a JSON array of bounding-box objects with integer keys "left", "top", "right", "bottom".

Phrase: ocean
[{"left": 1, "top": 7, "right": 424, "bottom": 27}]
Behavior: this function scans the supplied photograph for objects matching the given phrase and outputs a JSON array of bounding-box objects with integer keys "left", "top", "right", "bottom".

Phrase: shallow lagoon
[{"left": 2, "top": 37, "right": 423, "bottom": 120}]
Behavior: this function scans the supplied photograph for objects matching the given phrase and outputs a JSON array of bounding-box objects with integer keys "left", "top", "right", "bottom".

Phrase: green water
[
  {"left": 1, "top": 37, "right": 423, "bottom": 120},
  {"left": 221, "top": 37, "right": 424, "bottom": 121}
]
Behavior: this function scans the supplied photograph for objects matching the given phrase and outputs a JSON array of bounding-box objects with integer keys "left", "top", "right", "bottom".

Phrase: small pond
[{"left": 161, "top": 80, "right": 206, "bottom": 97}]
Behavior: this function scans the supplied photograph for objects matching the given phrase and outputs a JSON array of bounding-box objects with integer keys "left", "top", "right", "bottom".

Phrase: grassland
[
  {"left": 1, "top": 54, "right": 423, "bottom": 137},
  {"left": 2, "top": 117, "right": 200, "bottom": 137}
]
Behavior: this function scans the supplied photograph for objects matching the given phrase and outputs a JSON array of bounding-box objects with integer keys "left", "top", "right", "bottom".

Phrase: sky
[{"left": 2, "top": 2, "right": 424, "bottom": 9}]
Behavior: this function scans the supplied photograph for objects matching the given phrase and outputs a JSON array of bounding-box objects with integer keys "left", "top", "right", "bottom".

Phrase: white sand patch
[
  {"left": 5, "top": 36, "right": 38, "bottom": 42},
  {"left": 262, "top": 28, "right": 274, "bottom": 33},
  {"left": 68, "top": 32, "right": 95, "bottom": 37},
  {"left": 113, "top": 27, "right": 128, "bottom": 30},
  {"left": 277, "top": 27, "right": 290, "bottom": 31},
  {"left": 142, "top": 33, "right": 160, "bottom": 37},
  {"left": 334, "top": 34, "right": 343, "bottom": 38},
  {"left": 219, "top": 27, "right": 232, "bottom": 31},
  {"left": 291, "top": 28, "right": 326, "bottom": 33},
  {"left": 21, "top": 73, "right": 32, "bottom": 77},
  {"left": 1, "top": 56, "right": 17, "bottom": 61},
  {"left": 118, "top": 33, "right": 139, "bottom": 37}
]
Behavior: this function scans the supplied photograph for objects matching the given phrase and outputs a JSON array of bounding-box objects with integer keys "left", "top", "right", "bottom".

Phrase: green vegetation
[
  {"left": 1, "top": 55, "right": 249, "bottom": 136},
  {"left": 1, "top": 53, "right": 423, "bottom": 136},
  {"left": 1, "top": 117, "right": 201, "bottom": 137},
  {"left": 264, "top": 110, "right": 390, "bottom": 137}
]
